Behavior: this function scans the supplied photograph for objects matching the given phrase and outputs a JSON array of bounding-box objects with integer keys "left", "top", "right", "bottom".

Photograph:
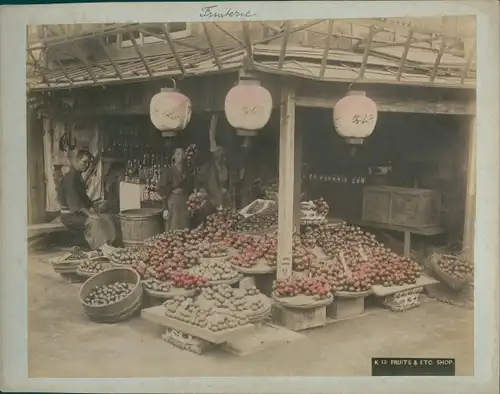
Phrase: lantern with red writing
[
  {"left": 150, "top": 85, "right": 192, "bottom": 137},
  {"left": 333, "top": 90, "right": 377, "bottom": 145},
  {"left": 224, "top": 77, "right": 273, "bottom": 137}
]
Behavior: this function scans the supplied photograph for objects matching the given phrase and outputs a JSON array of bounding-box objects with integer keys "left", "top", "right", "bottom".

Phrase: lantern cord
[{"left": 167, "top": 78, "right": 177, "bottom": 90}]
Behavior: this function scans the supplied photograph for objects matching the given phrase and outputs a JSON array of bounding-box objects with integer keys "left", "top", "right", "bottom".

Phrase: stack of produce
[
  {"left": 142, "top": 278, "right": 172, "bottom": 293},
  {"left": 78, "top": 259, "right": 109, "bottom": 276},
  {"left": 84, "top": 282, "right": 135, "bottom": 306},
  {"left": 273, "top": 276, "right": 332, "bottom": 300},
  {"left": 186, "top": 191, "right": 208, "bottom": 213},
  {"left": 189, "top": 260, "right": 240, "bottom": 283},
  {"left": 197, "top": 243, "right": 228, "bottom": 258},
  {"left": 200, "top": 284, "right": 267, "bottom": 316},
  {"left": 309, "top": 260, "right": 372, "bottom": 293},
  {"left": 312, "top": 198, "right": 329, "bottom": 217},
  {"left": 110, "top": 248, "right": 149, "bottom": 267},
  {"left": 300, "top": 224, "right": 323, "bottom": 249},
  {"left": 170, "top": 270, "right": 209, "bottom": 290},
  {"left": 436, "top": 255, "right": 474, "bottom": 279},
  {"left": 235, "top": 211, "right": 278, "bottom": 233},
  {"left": 318, "top": 223, "right": 380, "bottom": 260}
]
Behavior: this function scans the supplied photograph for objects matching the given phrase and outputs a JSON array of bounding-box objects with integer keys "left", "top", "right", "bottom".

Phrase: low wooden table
[{"left": 353, "top": 220, "right": 444, "bottom": 258}]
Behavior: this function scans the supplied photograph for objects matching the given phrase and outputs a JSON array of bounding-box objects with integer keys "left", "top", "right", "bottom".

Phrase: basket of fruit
[
  {"left": 110, "top": 247, "right": 149, "bottom": 268},
  {"left": 77, "top": 258, "right": 112, "bottom": 278},
  {"left": 49, "top": 247, "right": 91, "bottom": 274},
  {"left": 429, "top": 252, "right": 473, "bottom": 291},
  {"left": 272, "top": 276, "right": 334, "bottom": 309},
  {"left": 79, "top": 268, "right": 143, "bottom": 323}
]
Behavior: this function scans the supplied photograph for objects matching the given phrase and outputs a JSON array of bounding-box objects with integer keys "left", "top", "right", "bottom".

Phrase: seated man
[{"left": 57, "top": 150, "right": 117, "bottom": 250}]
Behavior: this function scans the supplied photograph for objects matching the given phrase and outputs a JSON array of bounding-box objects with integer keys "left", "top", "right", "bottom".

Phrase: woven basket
[{"left": 429, "top": 253, "right": 471, "bottom": 291}]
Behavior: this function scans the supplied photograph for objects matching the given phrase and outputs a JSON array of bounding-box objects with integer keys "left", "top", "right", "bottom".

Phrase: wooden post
[
  {"left": 293, "top": 120, "right": 303, "bottom": 231},
  {"left": 463, "top": 116, "right": 476, "bottom": 263},
  {"left": 277, "top": 81, "right": 296, "bottom": 280}
]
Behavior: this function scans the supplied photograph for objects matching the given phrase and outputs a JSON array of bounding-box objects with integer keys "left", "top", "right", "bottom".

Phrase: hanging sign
[
  {"left": 333, "top": 90, "right": 378, "bottom": 144},
  {"left": 150, "top": 87, "right": 192, "bottom": 137},
  {"left": 224, "top": 81, "right": 273, "bottom": 137}
]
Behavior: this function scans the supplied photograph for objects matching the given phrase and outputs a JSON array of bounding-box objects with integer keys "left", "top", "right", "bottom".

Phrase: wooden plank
[
  {"left": 430, "top": 36, "right": 447, "bottom": 82},
  {"left": 202, "top": 24, "right": 222, "bottom": 70},
  {"left": 293, "top": 125, "right": 303, "bottom": 231},
  {"left": 278, "top": 21, "right": 291, "bottom": 70},
  {"left": 97, "top": 37, "right": 124, "bottom": 79},
  {"left": 256, "top": 20, "right": 325, "bottom": 45},
  {"left": 71, "top": 43, "right": 98, "bottom": 84},
  {"left": 277, "top": 82, "right": 296, "bottom": 280},
  {"left": 295, "top": 95, "right": 476, "bottom": 115},
  {"left": 320, "top": 20, "right": 334, "bottom": 78},
  {"left": 372, "top": 275, "right": 438, "bottom": 297},
  {"left": 463, "top": 116, "right": 476, "bottom": 263},
  {"left": 54, "top": 57, "right": 74, "bottom": 86},
  {"left": 213, "top": 22, "right": 245, "bottom": 47},
  {"left": 127, "top": 30, "right": 153, "bottom": 77},
  {"left": 163, "top": 24, "right": 186, "bottom": 75},
  {"left": 241, "top": 22, "right": 253, "bottom": 58},
  {"left": 461, "top": 40, "right": 476, "bottom": 84},
  {"left": 396, "top": 29, "right": 413, "bottom": 81}
]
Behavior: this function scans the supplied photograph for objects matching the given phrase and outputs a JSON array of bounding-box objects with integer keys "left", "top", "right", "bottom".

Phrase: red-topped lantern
[
  {"left": 224, "top": 74, "right": 273, "bottom": 137},
  {"left": 333, "top": 90, "right": 378, "bottom": 145},
  {"left": 150, "top": 82, "right": 192, "bottom": 138}
]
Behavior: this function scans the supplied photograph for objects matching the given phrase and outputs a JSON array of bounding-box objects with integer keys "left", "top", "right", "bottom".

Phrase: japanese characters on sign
[
  {"left": 333, "top": 91, "right": 378, "bottom": 140},
  {"left": 150, "top": 89, "right": 192, "bottom": 132}
]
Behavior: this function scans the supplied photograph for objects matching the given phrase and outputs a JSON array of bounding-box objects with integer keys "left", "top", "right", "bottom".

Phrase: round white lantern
[
  {"left": 224, "top": 79, "right": 273, "bottom": 137},
  {"left": 333, "top": 90, "right": 378, "bottom": 144},
  {"left": 150, "top": 87, "right": 192, "bottom": 137}
]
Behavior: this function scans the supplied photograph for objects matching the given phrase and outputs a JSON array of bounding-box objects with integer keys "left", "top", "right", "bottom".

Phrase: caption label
[{"left": 372, "top": 358, "right": 455, "bottom": 376}]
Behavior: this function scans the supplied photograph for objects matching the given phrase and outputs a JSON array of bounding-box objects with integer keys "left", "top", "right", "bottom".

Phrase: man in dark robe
[
  {"left": 158, "top": 147, "right": 194, "bottom": 231},
  {"left": 58, "top": 150, "right": 116, "bottom": 249}
]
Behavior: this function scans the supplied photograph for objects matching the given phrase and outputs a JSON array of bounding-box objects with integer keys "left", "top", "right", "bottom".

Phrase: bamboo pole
[
  {"left": 202, "top": 24, "right": 222, "bottom": 70},
  {"left": 256, "top": 20, "right": 325, "bottom": 45},
  {"left": 241, "top": 22, "right": 253, "bottom": 58},
  {"left": 127, "top": 30, "right": 153, "bottom": 77},
  {"left": 213, "top": 22, "right": 245, "bottom": 47},
  {"left": 163, "top": 24, "right": 186, "bottom": 75},
  {"left": 358, "top": 27, "right": 377, "bottom": 79},
  {"left": 27, "top": 48, "right": 51, "bottom": 86},
  {"left": 430, "top": 36, "right": 447, "bottom": 82},
  {"left": 54, "top": 58, "right": 74, "bottom": 85},
  {"left": 97, "top": 37, "right": 124, "bottom": 79},
  {"left": 278, "top": 21, "right": 291, "bottom": 70},
  {"left": 320, "top": 20, "right": 334, "bottom": 78},
  {"left": 463, "top": 116, "right": 476, "bottom": 263},
  {"left": 71, "top": 44, "right": 98, "bottom": 84},
  {"left": 396, "top": 29, "right": 413, "bottom": 81}
]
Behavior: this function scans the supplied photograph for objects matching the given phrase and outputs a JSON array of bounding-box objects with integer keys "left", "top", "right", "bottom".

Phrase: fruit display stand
[
  {"left": 271, "top": 294, "right": 334, "bottom": 331},
  {"left": 232, "top": 260, "right": 276, "bottom": 297},
  {"left": 371, "top": 275, "right": 438, "bottom": 312},
  {"left": 326, "top": 289, "right": 372, "bottom": 320}
]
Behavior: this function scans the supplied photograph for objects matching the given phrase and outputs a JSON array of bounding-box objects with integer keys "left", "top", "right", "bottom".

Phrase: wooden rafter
[
  {"left": 138, "top": 28, "right": 206, "bottom": 52},
  {"left": 71, "top": 44, "right": 98, "bottom": 84},
  {"left": 213, "top": 22, "right": 244, "bottom": 47},
  {"left": 97, "top": 37, "right": 124, "bottom": 79},
  {"left": 260, "top": 22, "right": 282, "bottom": 34},
  {"left": 320, "top": 20, "right": 334, "bottom": 78},
  {"left": 461, "top": 40, "right": 476, "bottom": 84},
  {"left": 162, "top": 24, "right": 186, "bottom": 75},
  {"left": 54, "top": 57, "right": 74, "bottom": 86},
  {"left": 241, "top": 22, "right": 253, "bottom": 58},
  {"left": 358, "top": 27, "right": 378, "bottom": 79},
  {"left": 278, "top": 21, "right": 291, "bottom": 70},
  {"left": 256, "top": 20, "right": 324, "bottom": 45},
  {"left": 27, "top": 48, "right": 50, "bottom": 86},
  {"left": 396, "top": 29, "right": 413, "bottom": 81},
  {"left": 127, "top": 30, "right": 153, "bottom": 77},
  {"left": 202, "top": 24, "right": 222, "bottom": 70},
  {"left": 430, "top": 36, "right": 447, "bottom": 82}
]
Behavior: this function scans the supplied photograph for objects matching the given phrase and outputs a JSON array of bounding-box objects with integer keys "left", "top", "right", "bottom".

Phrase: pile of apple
[
  {"left": 197, "top": 243, "right": 228, "bottom": 258},
  {"left": 312, "top": 198, "right": 329, "bottom": 217},
  {"left": 235, "top": 211, "right": 278, "bottom": 233},
  {"left": 273, "top": 276, "right": 332, "bottom": 300},
  {"left": 170, "top": 270, "right": 209, "bottom": 290},
  {"left": 189, "top": 259, "right": 239, "bottom": 282},
  {"left": 186, "top": 191, "right": 208, "bottom": 213},
  {"left": 111, "top": 247, "right": 149, "bottom": 267},
  {"left": 318, "top": 223, "right": 380, "bottom": 259},
  {"left": 436, "top": 255, "right": 474, "bottom": 279},
  {"left": 309, "top": 260, "right": 372, "bottom": 293}
]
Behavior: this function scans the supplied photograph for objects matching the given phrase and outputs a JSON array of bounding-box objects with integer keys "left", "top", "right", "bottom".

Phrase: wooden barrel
[
  {"left": 118, "top": 208, "right": 163, "bottom": 247},
  {"left": 79, "top": 268, "right": 143, "bottom": 323}
]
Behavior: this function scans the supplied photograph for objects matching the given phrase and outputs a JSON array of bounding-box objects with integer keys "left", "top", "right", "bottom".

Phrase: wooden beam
[
  {"left": 71, "top": 44, "right": 98, "bottom": 84},
  {"left": 463, "top": 116, "right": 476, "bottom": 263},
  {"left": 213, "top": 22, "right": 245, "bottom": 47},
  {"left": 320, "top": 20, "right": 334, "bottom": 78},
  {"left": 127, "top": 30, "right": 153, "bottom": 77},
  {"left": 430, "top": 36, "right": 447, "bottom": 83},
  {"left": 278, "top": 21, "right": 291, "bottom": 70},
  {"left": 295, "top": 95, "right": 476, "bottom": 115},
  {"left": 162, "top": 24, "right": 186, "bottom": 75},
  {"left": 97, "top": 37, "right": 124, "bottom": 79},
  {"left": 241, "top": 22, "right": 253, "bottom": 58},
  {"left": 293, "top": 123, "right": 303, "bottom": 230},
  {"left": 256, "top": 20, "right": 324, "bottom": 45},
  {"left": 277, "top": 81, "right": 296, "bottom": 280},
  {"left": 358, "top": 27, "right": 378, "bottom": 79},
  {"left": 27, "top": 49, "right": 51, "bottom": 86},
  {"left": 396, "top": 29, "right": 413, "bottom": 81},
  {"left": 461, "top": 40, "right": 476, "bottom": 84},
  {"left": 202, "top": 24, "right": 222, "bottom": 70},
  {"left": 54, "top": 57, "right": 74, "bottom": 85}
]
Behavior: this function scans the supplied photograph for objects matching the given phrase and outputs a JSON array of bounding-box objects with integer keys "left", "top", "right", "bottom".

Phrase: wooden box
[
  {"left": 327, "top": 297, "right": 365, "bottom": 319},
  {"left": 272, "top": 304, "right": 326, "bottom": 331},
  {"left": 362, "top": 186, "right": 441, "bottom": 228}
]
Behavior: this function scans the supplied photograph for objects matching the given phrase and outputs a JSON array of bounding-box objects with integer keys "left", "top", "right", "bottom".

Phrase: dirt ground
[{"left": 28, "top": 255, "right": 474, "bottom": 378}]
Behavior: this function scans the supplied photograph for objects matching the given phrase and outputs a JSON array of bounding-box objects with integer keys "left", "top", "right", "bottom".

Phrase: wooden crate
[
  {"left": 272, "top": 304, "right": 326, "bottom": 331},
  {"left": 326, "top": 297, "right": 365, "bottom": 319},
  {"left": 362, "top": 186, "right": 441, "bottom": 228}
]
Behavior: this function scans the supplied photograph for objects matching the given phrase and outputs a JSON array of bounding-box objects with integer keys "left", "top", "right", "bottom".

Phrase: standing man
[
  {"left": 158, "top": 147, "right": 194, "bottom": 231},
  {"left": 57, "top": 150, "right": 117, "bottom": 249}
]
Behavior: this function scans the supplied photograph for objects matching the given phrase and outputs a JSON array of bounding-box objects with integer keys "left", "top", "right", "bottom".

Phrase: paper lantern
[
  {"left": 224, "top": 79, "right": 273, "bottom": 137},
  {"left": 150, "top": 87, "right": 192, "bottom": 137},
  {"left": 333, "top": 90, "right": 378, "bottom": 144}
]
